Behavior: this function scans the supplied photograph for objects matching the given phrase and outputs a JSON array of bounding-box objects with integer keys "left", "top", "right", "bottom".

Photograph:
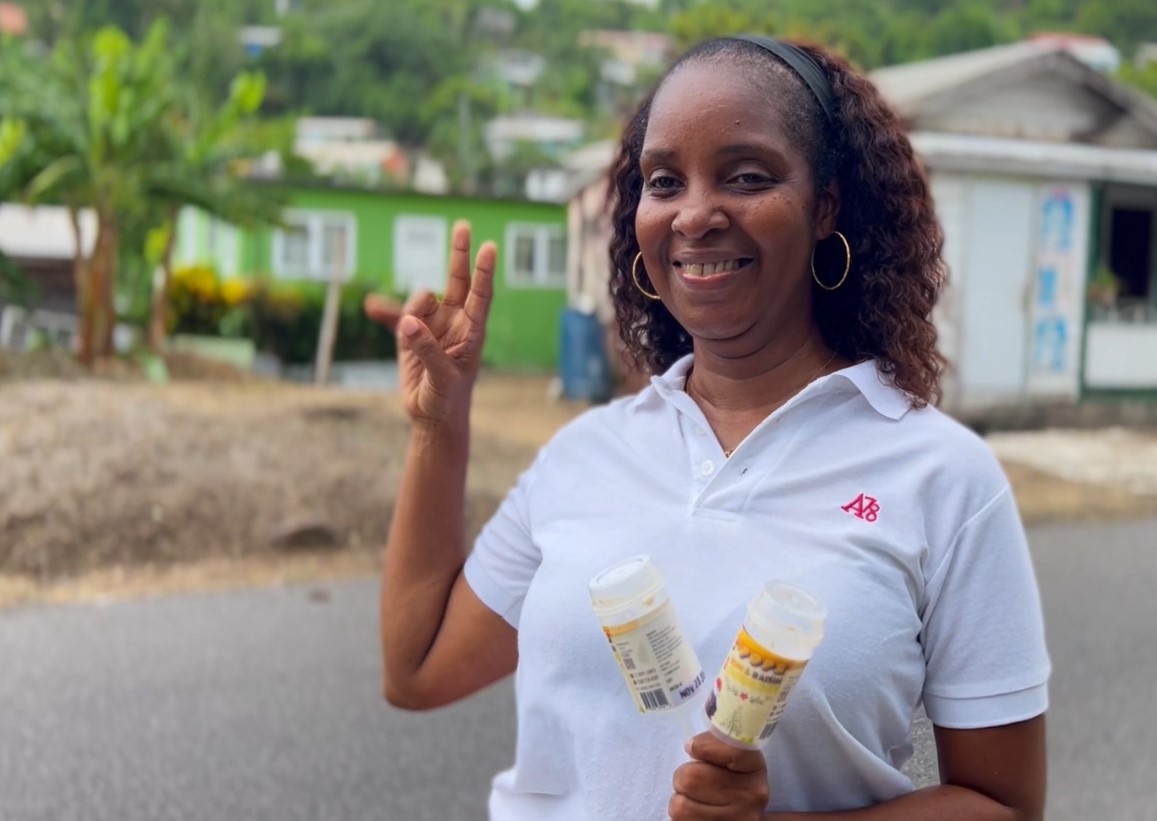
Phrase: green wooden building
[{"left": 175, "top": 184, "right": 568, "bottom": 370}]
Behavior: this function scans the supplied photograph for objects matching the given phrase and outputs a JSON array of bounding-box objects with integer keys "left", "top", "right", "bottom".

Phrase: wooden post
[{"left": 314, "top": 234, "right": 345, "bottom": 386}]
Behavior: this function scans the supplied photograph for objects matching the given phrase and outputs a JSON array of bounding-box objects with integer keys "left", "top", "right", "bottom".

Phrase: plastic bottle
[
  {"left": 589, "top": 555, "right": 707, "bottom": 714},
  {"left": 706, "top": 581, "right": 826, "bottom": 749}
]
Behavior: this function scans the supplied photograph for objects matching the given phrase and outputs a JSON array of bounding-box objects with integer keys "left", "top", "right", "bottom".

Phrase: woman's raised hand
[{"left": 365, "top": 220, "right": 496, "bottom": 429}]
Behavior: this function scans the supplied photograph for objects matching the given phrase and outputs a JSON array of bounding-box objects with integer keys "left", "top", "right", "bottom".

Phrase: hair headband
[{"left": 731, "top": 35, "right": 836, "bottom": 122}]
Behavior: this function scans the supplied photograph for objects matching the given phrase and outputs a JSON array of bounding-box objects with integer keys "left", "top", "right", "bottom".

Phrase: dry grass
[
  {"left": 0, "top": 374, "right": 538, "bottom": 608},
  {"left": 2, "top": 365, "right": 1153, "bottom": 610}
]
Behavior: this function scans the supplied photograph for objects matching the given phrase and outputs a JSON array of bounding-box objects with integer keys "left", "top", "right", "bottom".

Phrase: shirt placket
[
  {"left": 667, "top": 395, "right": 730, "bottom": 506},
  {"left": 668, "top": 380, "right": 833, "bottom": 515}
]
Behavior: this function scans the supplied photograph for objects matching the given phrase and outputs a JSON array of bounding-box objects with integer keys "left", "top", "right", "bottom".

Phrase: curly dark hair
[{"left": 607, "top": 38, "right": 946, "bottom": 407}]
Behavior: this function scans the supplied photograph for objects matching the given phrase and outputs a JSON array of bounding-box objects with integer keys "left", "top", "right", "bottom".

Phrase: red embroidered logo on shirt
[{"left": 841, "top": 493, "right": 880, "bottom": 523}]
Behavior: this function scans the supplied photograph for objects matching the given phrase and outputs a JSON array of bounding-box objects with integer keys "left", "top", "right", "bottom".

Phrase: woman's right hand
[{"left": 365, "top": 220, "right": 496, "bottom": 429}]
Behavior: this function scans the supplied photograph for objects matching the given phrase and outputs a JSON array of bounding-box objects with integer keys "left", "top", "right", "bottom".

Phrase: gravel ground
[{"left": 988, "top": 427, "right": 1157, "bottom": 496}]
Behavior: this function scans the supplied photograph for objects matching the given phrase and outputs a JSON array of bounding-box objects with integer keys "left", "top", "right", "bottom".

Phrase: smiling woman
[
  {"left": 610, "top": 38, "right": 945, "bottom": 415},
  {"left": 371, "top": 34, "right": 1049, "bottom": 821}
]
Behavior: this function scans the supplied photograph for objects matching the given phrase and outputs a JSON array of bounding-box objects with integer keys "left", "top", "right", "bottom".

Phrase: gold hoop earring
[
  {"left": 631, "top": 252, "right": 661, "bottom": 300},
  {"left": 812, "top": 231, "right": 851, "bottom": 291}
]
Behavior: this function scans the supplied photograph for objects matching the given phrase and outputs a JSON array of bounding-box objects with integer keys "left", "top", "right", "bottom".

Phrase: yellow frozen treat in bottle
[{"left": 707, "top": 581, "right": 826, "bottom": 748}]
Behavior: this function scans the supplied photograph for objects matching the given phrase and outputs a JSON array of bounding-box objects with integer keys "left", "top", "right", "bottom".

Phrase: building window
[
  {"left": 272, "top": 210, "right": 356, "bottom": 280},
  {"left": 393, "top": 215, "right": 448, "bottom": 294},
  {"left": 1096, "top": 185, "right": 1157, "bottom": 324},
  {"left": 176, "top": 208, "right": 199, "bottom": 265},
  {"left": 174, "top": 209, "right": 238, "bottom": 277},
  {"left": 206, "top": 219, "right": 238, "bottom": 278},
  {"left": 505, "top": 223, "right": 566, "bottom": 287}
]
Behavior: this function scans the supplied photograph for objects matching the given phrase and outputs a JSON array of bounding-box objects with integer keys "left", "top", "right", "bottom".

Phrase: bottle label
[
  {"left": 706, "top": 627, "right": 808, "bottom": 746},
  {"left": 603, "top": 600, "right": 706, "bottom": 713}
]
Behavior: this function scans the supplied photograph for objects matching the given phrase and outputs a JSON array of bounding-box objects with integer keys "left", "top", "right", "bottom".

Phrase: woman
[{"left": 367, "top": 36, "right": 1049, "bottom": 821}]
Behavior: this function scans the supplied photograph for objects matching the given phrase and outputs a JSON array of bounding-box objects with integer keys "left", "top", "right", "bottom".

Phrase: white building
[
  {"left": 567, "top": 41, "right": 1157, "bottom": 416},
  {"left": 484, "top": 113, "right": 586, "bottom": 162},
  {"left": 292, "top": 117, "right": 413, "bottom": 188},
  {"left": 0, "top": 204, "right": 96, "bottom": 313},
  {"left": 873, "top": 41, "right": 1157, "bottom": 413},
  {"left": 0, "top": 205, "right": 99, "bottom": 350}
]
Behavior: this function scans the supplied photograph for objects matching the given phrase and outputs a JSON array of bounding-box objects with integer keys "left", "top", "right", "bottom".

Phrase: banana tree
[
  {"left": 0, "top": 120, "right": 32, "bottom": 307},
  {"left": 143, "top": 71, "right": 286, "bottom": 353},
  {"left": 0, "top": 22, "right": 178, "bottom": 364}
]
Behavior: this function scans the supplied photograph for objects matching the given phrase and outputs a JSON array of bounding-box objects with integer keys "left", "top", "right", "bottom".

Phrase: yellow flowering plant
[{"left": 167, "top": 265, "right": 253, "bottom": 337}]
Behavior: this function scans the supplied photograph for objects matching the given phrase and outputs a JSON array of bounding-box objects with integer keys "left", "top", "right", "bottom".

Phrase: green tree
[
  {"left": 1023, "top": 0, "right": 1069, "bottom": 31},
  {"left": 515, "top": 0, "right": 658, "bottom": 53},
  {"left": 22, "top": 0, "right": 273, "bottom": 43},
  {"left": 143, "top": 72, "right": 287, "bottom": 352},
  {"left": 258, "top": 0, "right": 492, "bottom": 145},
  {"left": 0, "top": 21, "right": 283, "bottom": 363},
  {"left": 1119, "top": 61, "right": 1157, "bottom": 101},
  {"left": 0, "top": 251, "right": 39, "bottom": 311},
  {"left": 0, "top": 24, "right": 176, "bottom": 362},
  {"left": 928, "top": 3, "right": 1017, "bottom": 56},
  {"left": 420, "top": 75, "right": 507, "bottom": 195},
  {"left": 1076, "top": 0, "right": 1157, "bottom": 53},
  {"left": 668, "top": 5, "right": 771, "bottom": 52},
  {"left": 25, "top": 0, "right": 1157, "bottom": 206},
  {"left": 23, "top": 0, "right": 273, "bottom": 104}
]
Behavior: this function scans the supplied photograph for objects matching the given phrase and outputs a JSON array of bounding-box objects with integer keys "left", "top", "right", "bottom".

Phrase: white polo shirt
[{"left": 464, "top": 355, "right": 1050, "bottom": 820}]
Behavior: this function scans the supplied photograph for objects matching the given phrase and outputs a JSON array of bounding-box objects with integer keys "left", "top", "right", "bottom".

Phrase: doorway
[{"left": 1101, "top": 185, "right": 1157, "bottom": 313}]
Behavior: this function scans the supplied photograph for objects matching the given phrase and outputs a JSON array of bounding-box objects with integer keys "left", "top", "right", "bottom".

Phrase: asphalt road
[{"left": 1, "top": 517, "right": 1154, "bottom": 820}]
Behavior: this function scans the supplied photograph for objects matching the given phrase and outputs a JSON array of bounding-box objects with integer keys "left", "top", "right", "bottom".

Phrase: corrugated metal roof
[
  {"left": 871, "top": 40, "right": 1157, "bottom": 143},
  {"left": 869, "top": 41, "right": 1055, "bottom": 114},
  {"left": 910, "top": 131, "right": 1157, "bottom": 184}
]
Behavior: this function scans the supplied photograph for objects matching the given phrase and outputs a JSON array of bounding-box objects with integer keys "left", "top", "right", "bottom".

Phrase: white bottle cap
[
  {"left": 589, "top": 555, "right": 666, "bottom": 621},
  {"left": 745, "top": 581, "right": 826, "bottom": 661}
]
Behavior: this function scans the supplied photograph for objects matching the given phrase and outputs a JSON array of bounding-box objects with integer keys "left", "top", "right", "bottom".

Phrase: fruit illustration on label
[{"left": 706, "top": 582, "right": 826, "bottom": 750}]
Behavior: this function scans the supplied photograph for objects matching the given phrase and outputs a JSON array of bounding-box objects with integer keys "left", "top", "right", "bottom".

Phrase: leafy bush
[
  {"left": 167, "top": 264, "right": 253, "bottom": 337},
  {"left": 0, "top": 252, "right": 40, "bottom": 309}
]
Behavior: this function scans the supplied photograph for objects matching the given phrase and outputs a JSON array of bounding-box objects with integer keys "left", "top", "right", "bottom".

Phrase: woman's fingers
[
  {"left": 669, "top": 734, "right": 770, "bottom": 819},
  {"left": 465, "top": 241, "right": 497, "bottom": 326},
  {"left": 364, "top": 294, "right": 405, "bottom": 331},
  {"left": 364, "top": 220, "right": 494, "bottom": 368},
  {"left": 672, "top": 761, "right": 759, "bottom": 808},
  {"left": 401, "top": 289, "right": 441, "bottom": 335},
  {"left": 443, "top": 220, "right": 473, "bottom": 308},
  {"left": 668, "top": 792, "right": 739, "bottom": 820},
  {"left": 397, "top": 315, "right": 457, "bottom": 386},
  {"left": 685, "top": 734, "right": 766, "bottom": 774}
]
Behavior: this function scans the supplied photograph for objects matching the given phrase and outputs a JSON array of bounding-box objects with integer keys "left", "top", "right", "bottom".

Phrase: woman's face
[{"left": 634, "top": 60, "right": 839, "bottom": 356}]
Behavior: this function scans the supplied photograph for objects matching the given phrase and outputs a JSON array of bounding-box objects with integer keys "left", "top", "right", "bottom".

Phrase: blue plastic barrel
[{"left": 558, "top": 307, "right": 612, "bottom": 402}]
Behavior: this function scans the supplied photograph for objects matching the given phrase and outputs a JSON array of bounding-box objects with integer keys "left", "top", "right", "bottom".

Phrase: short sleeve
[
  {"left": 920, "top": 486, "right": 1051, "bottom": 729},
  {"left": 462, "top": 450, "right": 545, "bottom": 629}
]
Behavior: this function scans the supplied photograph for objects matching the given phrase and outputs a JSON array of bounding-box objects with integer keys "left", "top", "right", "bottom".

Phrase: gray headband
[{"left": 731, "top": 35, "right": 836, "bottom": 122}]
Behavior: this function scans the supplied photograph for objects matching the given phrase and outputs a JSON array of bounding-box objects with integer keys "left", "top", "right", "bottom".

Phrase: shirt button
[
  {"left": 695, "top": 427, "right": 707, "bottom": 436},
  {"left": 700, "top": 461, "right": 715, "bottom": 476}
]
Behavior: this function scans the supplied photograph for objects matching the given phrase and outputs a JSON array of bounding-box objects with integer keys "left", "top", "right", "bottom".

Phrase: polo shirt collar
[
  {"left": 628, "top": 354, "right": 912, "bottom": 421},
  {"left": 832, "top": 360, "right": 912, "bottom": 421}
]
